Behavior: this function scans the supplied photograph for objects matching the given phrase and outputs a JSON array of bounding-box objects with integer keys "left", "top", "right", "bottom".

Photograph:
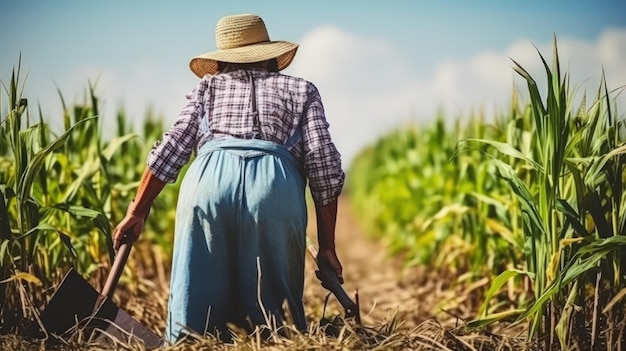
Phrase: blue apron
[{"left": 165, "top": 71, "right": 307, "bottom": 342}]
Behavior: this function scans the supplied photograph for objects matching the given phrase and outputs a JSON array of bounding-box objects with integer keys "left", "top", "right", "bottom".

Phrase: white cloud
[
  {"left": 31, "top": 62, "right": 196, "bottom": 139},
  {"left": 286, "top": 26, "right": 432, "bottom": 166},
  {"left": 24, "top": 65, "right": 120, "bottom": 134},
  {"left": 288, "top": 26, "right": 626, "bottom": 165},
  {"left": 18, "top": 26, "right": 626, "bottom": 168}
]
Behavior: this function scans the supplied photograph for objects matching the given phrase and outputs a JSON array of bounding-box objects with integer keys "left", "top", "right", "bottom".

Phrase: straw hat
[{"left": 189, "top": 14, "right": 299, "bottom": 78}]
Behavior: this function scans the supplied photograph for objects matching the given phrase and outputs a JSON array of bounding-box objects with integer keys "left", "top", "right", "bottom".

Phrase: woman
[{"left": 112, "top": 13, "right": 345, "bottom": 343}]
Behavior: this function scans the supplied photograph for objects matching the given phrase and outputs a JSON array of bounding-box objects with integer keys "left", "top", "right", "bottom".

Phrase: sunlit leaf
[{"left": 0, "top": 272, "right": 42, "bottom": 286}]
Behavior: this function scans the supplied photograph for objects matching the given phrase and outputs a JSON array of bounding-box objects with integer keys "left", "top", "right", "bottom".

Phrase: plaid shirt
[{"left": 147, "top": 69, "right": 344, "bottom": 205}]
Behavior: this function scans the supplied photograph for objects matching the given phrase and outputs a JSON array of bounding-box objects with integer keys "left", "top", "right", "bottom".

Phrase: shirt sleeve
[
  {"left": 301, "top": 83, "right": 345, "bottom": 205},
  {"left": 146, "top": 78, "right": 209, "bottom": 183}
]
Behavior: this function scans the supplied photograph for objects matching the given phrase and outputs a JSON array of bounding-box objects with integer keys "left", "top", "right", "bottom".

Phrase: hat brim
[{"left": 189, "top": 41, "right": 299, "bottom": 78}]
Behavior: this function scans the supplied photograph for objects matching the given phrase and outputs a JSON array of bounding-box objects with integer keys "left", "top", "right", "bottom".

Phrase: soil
[
  {"left": 120, "top": 194, "right": 507, "bottom": 336},
  {"left": 0, "top": 195, "right": 532, "bottom": 350},
  {"left": 304, "top": 196, "right": 495, "bottom": 331}
]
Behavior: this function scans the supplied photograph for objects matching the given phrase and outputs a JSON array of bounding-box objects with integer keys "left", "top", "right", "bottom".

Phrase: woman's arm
[
  {"left": 315, "top": 198, "right": 343, "bottom": 283},
  {"left": 301, "top": 82, "right": 345, "bottom": 282},
  {"left": 112, "top": 168, "right": 166, "bottom": 250},
  {"left": 112, "top": 78, "right": 210, "bottom": 249}
]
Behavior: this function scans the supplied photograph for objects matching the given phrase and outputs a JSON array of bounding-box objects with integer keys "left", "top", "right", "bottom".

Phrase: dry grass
[
  {"left": 0, "top": 253, "right": 534, "bottom": 351},
  {"left": 1, "top": 316, "right": 533, "bottom": 351},
  {"left": 0, "top": 261, "right": 533, "bottom": 351},
  {"left": 0, "top": 200, "right": 534, "bottom": 350}
]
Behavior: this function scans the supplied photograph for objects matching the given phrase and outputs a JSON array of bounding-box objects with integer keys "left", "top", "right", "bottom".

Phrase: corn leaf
[
  {"left": 477, "top": 268, "right": 530, "bottom": 317},
  {"left": 101, "top": 133, "right": 138, "bottom": 161},
  {"left": 0, "top": 271, "right": 42, "bottom": 286},
  {"left": 17, "top": 116, "right": 96, "bottom": 207},
  {"left": 463, "top": 138, "right": 543, "bottom": 172}
]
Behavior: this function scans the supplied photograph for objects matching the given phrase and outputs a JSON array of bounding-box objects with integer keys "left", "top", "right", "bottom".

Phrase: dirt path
[
  {"left": 124, "top": 195, "right": 496, "bottom": 336},
  {"left": 303, "top": 196, "right": 472, "bottom": 330}
]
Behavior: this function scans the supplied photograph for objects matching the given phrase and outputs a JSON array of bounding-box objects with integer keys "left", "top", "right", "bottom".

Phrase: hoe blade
[{"left": 37, "top": 268, "right": 162, "bottom": 349}]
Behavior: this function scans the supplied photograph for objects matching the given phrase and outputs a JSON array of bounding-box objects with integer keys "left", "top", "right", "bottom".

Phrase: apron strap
[
  {"left": 247, "top": 70, "right": 261, "bottom": 137},
  {"left": 245, "top": 70, "right": 302, "bottom": 150}
]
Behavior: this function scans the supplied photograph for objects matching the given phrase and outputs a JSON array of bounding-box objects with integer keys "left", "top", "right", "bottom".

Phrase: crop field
[{"left": 1, "top": 41, "right": 625, "bottom": 350}]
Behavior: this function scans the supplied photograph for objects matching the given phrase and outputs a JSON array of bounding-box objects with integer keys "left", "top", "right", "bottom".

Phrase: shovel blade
[{"left": 37, "top": 268, "right": 161, "bottom": 349}]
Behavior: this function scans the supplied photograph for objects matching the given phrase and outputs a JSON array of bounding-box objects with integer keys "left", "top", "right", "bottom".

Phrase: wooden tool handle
[{"left": 101, "top": 233, "right": 135, "bottom": 299}]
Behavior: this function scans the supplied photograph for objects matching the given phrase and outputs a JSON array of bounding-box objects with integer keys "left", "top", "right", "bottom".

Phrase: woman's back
[{"left": 198, "top": 69, "right": 315, "bottom": 158}]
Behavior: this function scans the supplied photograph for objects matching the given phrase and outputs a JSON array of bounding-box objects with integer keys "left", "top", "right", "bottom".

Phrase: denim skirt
[{"left": 164, "top": 138, "right": 307, "bottom": 342}]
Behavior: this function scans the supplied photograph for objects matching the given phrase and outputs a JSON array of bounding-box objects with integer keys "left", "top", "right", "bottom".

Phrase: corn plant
[
  {"left": 0, "top": 61, "right": 92, "bottom": 332},
  {"left": 0, "top": 60, "right": 143, "bottom": 333},
  {"left": 348, "top": 111, "right": 523, "bottom": 275},
  {"left": 466, "top": 37, "right": 625, "bottom": 350}
]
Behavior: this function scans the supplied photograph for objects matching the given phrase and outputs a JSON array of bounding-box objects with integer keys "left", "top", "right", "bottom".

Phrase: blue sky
[{"left": 2, "top": 1, "right": 625, "bottom": 165}]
